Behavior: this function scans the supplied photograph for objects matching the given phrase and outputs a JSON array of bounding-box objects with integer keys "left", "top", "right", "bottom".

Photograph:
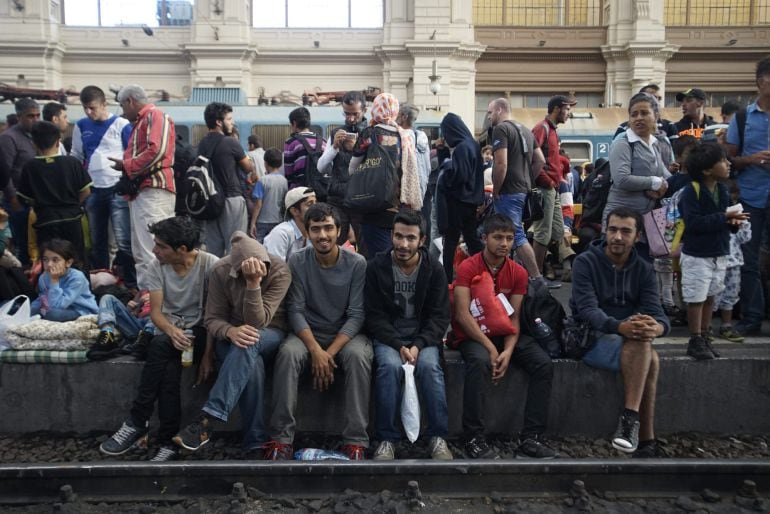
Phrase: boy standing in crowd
[{"left": 249, "top": 148, "right": 288, "bottom": 243}]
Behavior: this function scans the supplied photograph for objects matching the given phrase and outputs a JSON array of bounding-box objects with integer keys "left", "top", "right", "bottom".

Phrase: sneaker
[
  {"left": 372, "top": 441, "right": 395, "bottom": 460},
  {"left": 262, "top": 440, "right": 293, "bottom": 460},
  {"left": 172, "top": 417, "right": 212, "bottom": 451},
  {"left": 705, "top": 338, "right": 721, "bottom": 358},
  {"left": 429, "top": 436, "right": 453, "bottom": 460},
  {"left": 687, "top": 335, "right": 715, "bottom": 361},
  {"left": 718, "top": 326, "right": 745, "bottom": 343},
  {"left": 611, "top": 413, "right": 640, "bottom": 453},
  {"left": 545, "top": 279, "right": 562, "bottom": 289},
  {"left": 516, "top": 434, "right": 558, "bottom": 459},
  {"left": 340, "top": 444, "right": 366, "bottom": 461},
  {"left": 86, "top": 330, "right": 121, "bottom": 361},
  {"left": 127, "top": 330, "right": 153, "bottom": 361},
  {"left": 663, "top": 305, "right": 687, "bottom": 327},
  {"left": 100, "top": 420, "right": 149, "bottom": 456},
  {"left": 464, "top": 435, "right": 499, "bottom": 459},
  {"left": 734, "top": 322, "right": 762, "bottom": 337},
  {"left": 632, "top": 439, "right": 666, "bottom": 458},
  {"left": 150, "top": 445, "right": 179, "bottom": 462}
]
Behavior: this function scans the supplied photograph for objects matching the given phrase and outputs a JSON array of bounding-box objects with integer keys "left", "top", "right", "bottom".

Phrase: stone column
[{"left": 601, "top": 0, "right": 678, "bottom": 108}]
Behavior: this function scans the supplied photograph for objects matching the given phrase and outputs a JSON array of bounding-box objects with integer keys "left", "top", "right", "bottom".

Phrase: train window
[
  {"left": 176, "top": 125, "right": 190, "bottom": 145},
  {"left": 191, "top": 125, "right": 209, "bottom": 147},
  {"left": 560, "top": 141, "right": 593, "bottom": 165},
  {"left": 251, "top": 125, "right": 291, "bottom": 150}
]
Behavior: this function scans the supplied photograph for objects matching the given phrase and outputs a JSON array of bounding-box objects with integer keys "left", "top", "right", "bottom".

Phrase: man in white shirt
[{"left": 263, "top": 187, "right": 316, "bottom": 262}]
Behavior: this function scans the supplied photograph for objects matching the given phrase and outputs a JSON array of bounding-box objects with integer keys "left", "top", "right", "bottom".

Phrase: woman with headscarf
[
  {"left": 436, "top": 112, "right": 484, "bottom": 282},
  {"left": 348, "top": 93, "right": 421, "bottom": 257},
  {"left": 603, "top": 92, "right": 673, "bottom": 259}
]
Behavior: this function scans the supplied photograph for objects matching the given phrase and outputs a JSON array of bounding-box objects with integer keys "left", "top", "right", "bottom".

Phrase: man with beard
[
  {"left": 317, "top": 90, "right": 367, "bottom": 245},
  {"left": 453, "top": 213, "right": 556, "bottom": 460},
  {"left": 265, "top": 202, "right": 371, "bottom": 460},
  {"left": 570, "top": 207, "right": 669, "bottom": 457},
  {"left": 365, "top": 209, "right": 452, "bottom": 460},
  {"left": 672, "top": 88, "right": 717, "bottom": 140},
  {"left": 196, "top": 102, "right": 254, "bottom": 257}
]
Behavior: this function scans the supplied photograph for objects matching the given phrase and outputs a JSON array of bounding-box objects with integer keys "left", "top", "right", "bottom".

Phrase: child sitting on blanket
[{"left": 31, "top": 238, "right": 97, "bottom": 322}]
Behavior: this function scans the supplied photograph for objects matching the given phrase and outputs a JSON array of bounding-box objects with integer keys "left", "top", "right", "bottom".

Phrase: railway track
[{"left": 1, "top": 459, "right": 769, "bottom": 505}]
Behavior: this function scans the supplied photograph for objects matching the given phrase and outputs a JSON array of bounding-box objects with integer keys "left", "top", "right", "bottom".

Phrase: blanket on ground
[{"left": 3, "top": 315, "right": 99, "bottom": 351}]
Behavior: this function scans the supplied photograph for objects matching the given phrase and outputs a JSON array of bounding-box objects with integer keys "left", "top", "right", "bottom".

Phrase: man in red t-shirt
[{"left": 453, "top": 213, "right": 556, "bottom": 460}]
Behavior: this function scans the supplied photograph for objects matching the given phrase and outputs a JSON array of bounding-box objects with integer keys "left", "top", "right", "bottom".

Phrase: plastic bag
[
  {"left": 0, "top": 295, "right": 32, "bottom": 344},
  {"left": 401, "top": 363, "right": 421, "bottom": 443}
]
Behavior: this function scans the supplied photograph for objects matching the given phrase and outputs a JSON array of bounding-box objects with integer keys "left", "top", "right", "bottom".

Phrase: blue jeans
[
  {"left": 739, "top": 199, "right": 770, "bottom": 330},
  {"left": 3, "top": 202, "right": 30, "bottom": 266},
  {"left": 360, "top": 223, "right": 392, "bottom": 258},
  {"left": 86, "top": 187, "right": 135, "bottom": 286},
  {"left": 493, "top": 193, "right": 529, "bottom": 249},
  {"left": 41, "top": 308, "right": 80, "bottom": 322},
  {"left": 373, "top": 341, "right": 448, "bottom": 442},
  {"left": 97, "top": 294, "right": 150, "bottom": 339},
  {"left": 203, "top": 327, "right": 284, "bottom": 450},
  {"left": 581, "top": 332, "right": 623, "bottom": 372},
  {"left": 256, "top": 222, "right": 278, "bottom": 243}
]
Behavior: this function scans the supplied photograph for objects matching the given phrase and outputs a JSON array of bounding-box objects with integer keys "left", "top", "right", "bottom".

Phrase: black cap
[
  {"left": 676, "top": 88, "right": 707, "bottom": 102},
  {"left": 547, "top": 95, "right": 577, "bottom": 112}
]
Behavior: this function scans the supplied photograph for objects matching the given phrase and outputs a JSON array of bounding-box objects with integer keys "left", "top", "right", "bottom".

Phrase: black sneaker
[
  {"left": 172, "top": 417, "right": 212, "bottom": 451},
  {"left": 687, "top": 335, "right": 715, "bottom": 361},
  {"left": 663, "top": 305, "right": 687, "bottom": 327},
  {"left": 100, "top": 420, "right": 149, "bottom": 456},
  {"left": 611, "top": 413, "right": 640, "bottom": 453},
  {"left": 464, "top": 435, "right": 499, "bottom": 459},
  {"left": 632, "top": 439, "right": 667, "bottom": 458},
  {"left": 127, "top": 330, "right": 153, "bottom": 361},
  {"left": 150, "top": 445, "right": 179, "bottom": 462},
  {"left": 516, "top": 434, "right": 558, "bottom": 459},
  {"left": 86, "top": 330, "right": 121, "bottom": 361}
]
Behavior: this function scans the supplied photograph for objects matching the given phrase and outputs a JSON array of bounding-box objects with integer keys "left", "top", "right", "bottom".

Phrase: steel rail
[{"left": 1, "top": 459, "right": 769, "bottom": 504}]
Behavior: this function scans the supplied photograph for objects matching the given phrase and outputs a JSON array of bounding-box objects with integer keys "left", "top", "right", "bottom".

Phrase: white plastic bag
[
  {"left": 400, "top": 363, "right": 421, "bottom": 443},
  {"left": 0, "top": 295, "right": 31, "bottom": 345}
]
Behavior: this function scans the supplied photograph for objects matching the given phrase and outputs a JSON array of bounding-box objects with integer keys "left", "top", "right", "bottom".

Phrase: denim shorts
[
  {"left": 493, "top": 192, "right": 529, "bottom": 249},
  {"left": 581, "top": 332, "right": 623, "bottom": 372}
]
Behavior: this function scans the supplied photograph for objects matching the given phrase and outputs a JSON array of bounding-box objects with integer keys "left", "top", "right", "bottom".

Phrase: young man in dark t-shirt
[
  {"left": 17, "top": 121, "right": 92, "bottom": 262},
  {"left": 197, "top": 102, "right": 254, "bottom": 257},
  {"left": 452, "top": 213, "right": 556, "bottom": 460}
]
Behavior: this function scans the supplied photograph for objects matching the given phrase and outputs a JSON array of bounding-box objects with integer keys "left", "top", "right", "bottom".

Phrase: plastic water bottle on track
[
  {"left": 294, "top": 448, "right": 350, "bottom": 461},
  {"left": 531, "top": 318, "right": 561, "bottom": 358}
]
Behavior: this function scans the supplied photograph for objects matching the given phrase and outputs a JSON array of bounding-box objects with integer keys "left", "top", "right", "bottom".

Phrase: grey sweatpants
[
  {"left": 204, "top": 196, "right": 247, "bottom": 257},
  {"left": 268, "top": 332, "right": 373, "bottom": 447}
]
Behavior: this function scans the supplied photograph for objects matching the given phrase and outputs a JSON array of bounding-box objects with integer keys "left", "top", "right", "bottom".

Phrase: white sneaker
[
  {"left": 372, "top": 440, "right": 395, "bottom": 460},
  {"left": 429, "top": 436, "right": 453, "bottom": 460}
]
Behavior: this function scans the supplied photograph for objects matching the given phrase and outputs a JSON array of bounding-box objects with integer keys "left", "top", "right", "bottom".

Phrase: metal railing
[
  {"left": 664, "top": 0, "right": 770, "bottom": 25},
  {"left": 473, "top": 0, "right": 603, "bottom": 27}
]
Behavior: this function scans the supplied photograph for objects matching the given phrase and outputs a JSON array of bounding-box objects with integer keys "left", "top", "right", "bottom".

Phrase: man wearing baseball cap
[
  {"left": 673, "top": 88, "right": 717, "bottom": 140},
  {"left": 263, "top": 186, "right": 317, "bottom": 262},
  {"left": 530, "top": 95, "right": 577, "bottom": 288}
]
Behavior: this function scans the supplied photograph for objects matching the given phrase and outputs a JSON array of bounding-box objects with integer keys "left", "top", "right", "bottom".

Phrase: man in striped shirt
[
  {"left": 283, "top": 107, "right": 326, "bottom": 191},
  {"left": 109, "top": 84, "right": 176, "bottom": 291}
]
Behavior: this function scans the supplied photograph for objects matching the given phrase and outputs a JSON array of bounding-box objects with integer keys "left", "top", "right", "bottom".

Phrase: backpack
[
  {"left": 294, "top": 133, "right": 329, "bottom": 201},
  {"left": 173, "top": 138, "right": 197, "bottom": 215},
  {"left": 734, "top": 107, "right": 748, "bottom": 153},
  {"left": 579, "top": 159, "right": 612, "bottom": 226},
  {"left": 519, "top": 284, "right": 566, "bottom": 345},
  {"left": 184, "top": 138, "right": 225, "bottom": 221}
]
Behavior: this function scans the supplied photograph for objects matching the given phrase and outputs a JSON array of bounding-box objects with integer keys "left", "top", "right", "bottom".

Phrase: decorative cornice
[
  {"left": 601, "top": 43, "right": 679, "bottom": 60},
  {"left": 480, "top": 51, "right": 603, "bottom": 62}
]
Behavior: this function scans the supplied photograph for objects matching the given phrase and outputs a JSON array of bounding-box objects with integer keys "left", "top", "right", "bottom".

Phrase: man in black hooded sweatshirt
[
  {"left": 437, "top": 113, "right": 484, "bottom": 282},
  {"left": 570, "top": 207, "right": 670, "bottom": 458}
]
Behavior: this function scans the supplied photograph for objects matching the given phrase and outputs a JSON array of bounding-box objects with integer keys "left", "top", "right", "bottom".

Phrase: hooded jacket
[
  {"left": 569, "top": 239, "right": 670, "bottom": 336},
  {"left": 439, "top": 113, "right": 484, "bottom": 205},
  {"left": 205, "top": 231, "right": 292, "bottom": 338},
  {"left": 364, "top": 247, "right": 450, "bottom": 351}
]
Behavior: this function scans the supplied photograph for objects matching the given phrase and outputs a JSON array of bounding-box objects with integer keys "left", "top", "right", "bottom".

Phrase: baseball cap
[
  {"left": 548, "top": 95, "right": 577, "bottom": 112},
  {"left": 284, "top": 187, "right": 314, "bottom": 216},
  {"left": 676, "top": 88, "right": 707, "bottom": 102}
]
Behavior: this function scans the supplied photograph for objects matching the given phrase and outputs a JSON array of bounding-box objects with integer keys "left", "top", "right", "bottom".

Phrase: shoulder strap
[
  {"left": 736, "top": 107, "right": 747, "bottom": 153},
  {"left": 205, "top": 135, "right": 225, "bottom": 161},
  {"left": 294, "top": 133, "right": 317, "bottom": 155},
  {"left": 692, "top": 181, "right": 700, "bottom": 199}
]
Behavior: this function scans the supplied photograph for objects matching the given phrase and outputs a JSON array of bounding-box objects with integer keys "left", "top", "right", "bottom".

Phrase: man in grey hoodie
[
  {"left": 570, "top": 207, "right": 670, "bottom": 458},
  {"left": 172, "top": 231, "right": 291, "bottom": 457}
]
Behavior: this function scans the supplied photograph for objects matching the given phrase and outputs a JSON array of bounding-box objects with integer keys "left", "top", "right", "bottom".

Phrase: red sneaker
[
  {"left": 340, "top": 444, "right": 366, "bottom": 460},
  {"left": 262, "top": 440, "right": 293, "bottom": 460}
]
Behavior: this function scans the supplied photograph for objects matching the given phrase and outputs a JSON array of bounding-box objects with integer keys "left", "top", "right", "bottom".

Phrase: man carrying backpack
[
  {"left": 284, "top": 107, "right": 327, "bottom": 194},
  {"left": 196, "top": 102, "right": 254, "bottom": 257}
]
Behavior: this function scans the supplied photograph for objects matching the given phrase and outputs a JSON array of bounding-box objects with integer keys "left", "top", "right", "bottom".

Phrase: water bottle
[
  {"left": 181, "top": 329, "right": 194, "bottom": 367},
  {"left": 294, "top": 448, "right": 350, "bottom": 461},
  {"left": 531, "top": 318, "right": 561, "bottom": 358}
]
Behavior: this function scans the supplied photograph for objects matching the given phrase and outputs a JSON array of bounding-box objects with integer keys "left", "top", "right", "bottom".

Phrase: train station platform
[{"left": 1, "top": 337, "right": 768, "bottom": 438}]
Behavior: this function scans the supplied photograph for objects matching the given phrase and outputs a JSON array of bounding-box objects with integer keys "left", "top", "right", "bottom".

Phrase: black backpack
[
  {"left": 580, "top": 159, "right": 612, "bottom": 226},
  {"left": 294, "top": 133, "right": 329, "bottom": 201},
  {"left": 519, "top": 284, "right": 566, "bottom": 344},
  {"left": 184, "top": 138, "right": 225, "bottom": 221}
]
